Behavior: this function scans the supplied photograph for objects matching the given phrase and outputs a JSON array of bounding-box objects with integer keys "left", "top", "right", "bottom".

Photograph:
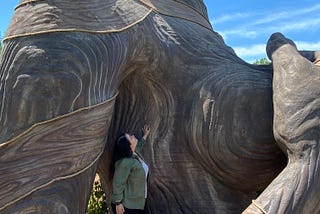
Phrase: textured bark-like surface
[
  {"left": 5, "top": 0, "right": 211, "bottom": 40},
  {"left": 6, "top": 0, "right": 151, "bottom": 38},
  {"left": 0, "top": 97, "right": 116, "bottom": 213},
  {"left": 2, "top": 0, "right": 318, "bottom": 213},
  {"left": 0, "top": 32, "right": 129, "bottom": 142},
  {"left": 96, "top": 13, "right": 286, "bottom": 213},
  {"left": 1, "top": 163, "right": 97, "bottom": 214},
  {"left": 243, "top": 33, "right": 320, "bottom": 214}
]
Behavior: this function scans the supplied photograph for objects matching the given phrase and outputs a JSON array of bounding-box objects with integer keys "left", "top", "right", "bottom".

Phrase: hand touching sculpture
[{"left": 142, "top": 125, "right": 151, "bottom": 140}]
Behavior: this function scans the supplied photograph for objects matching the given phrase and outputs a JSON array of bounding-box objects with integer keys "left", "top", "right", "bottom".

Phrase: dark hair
[{"left": 110, "top": 133, "right": 133, "bottom": 178}]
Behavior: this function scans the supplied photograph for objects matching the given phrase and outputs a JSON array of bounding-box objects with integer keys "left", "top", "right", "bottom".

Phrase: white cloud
[
  {"left": 218, "top": 16, "right": 320, "bottom": 40},
  {"left": 209, "top": 3, "right": 320, "bottom": 62},
  {"left": 233, "top": 44, "right": 266, "bottom": 58},
  {"left": 266, "top": 17, "right": 320, "bottom": 33},
  {"left": 214, "top": 4, "right": 320, "bottom": 26},
  {"left": 213, "top": 3, "right": 320, "bottom": 39},
  {"left": 296, "top": 41, "right": 320, "bottom": 50},
  {"left": 252, "top": 4, "right": 320, "bottom": 26},
  {"left": 231, "top": 41, "right": 320, "bottom": 63},
  {"left": 213, "top": 13, "right": 251, "bottom": 24},
  {"left": 219, "top": 29, "right": 258, "bottom": 39}
]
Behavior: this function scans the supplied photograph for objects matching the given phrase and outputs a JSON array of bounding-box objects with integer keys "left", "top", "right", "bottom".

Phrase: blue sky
[
  {"left": 204, "top": 0, "right": 320, "bottom": 62},
  {"left": 1, "top": 1, "right": 320, "bottom": 62}
]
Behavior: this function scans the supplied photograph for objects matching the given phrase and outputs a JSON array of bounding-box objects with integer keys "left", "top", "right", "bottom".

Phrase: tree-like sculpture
[{"left": 0, "top": 0, "right": 319, "bottom": 213}]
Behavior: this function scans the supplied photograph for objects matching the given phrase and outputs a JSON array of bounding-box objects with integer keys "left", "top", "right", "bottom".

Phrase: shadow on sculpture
[{"left": 0, "top": 0, "right": 319, "bottom": 213}]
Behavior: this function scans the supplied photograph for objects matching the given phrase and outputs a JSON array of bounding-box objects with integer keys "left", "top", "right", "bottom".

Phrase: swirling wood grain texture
[
  {"left": 5, "top": 0, "right": 211, "bottom": 41},
  {"left": 1, "top": 162, "right": 96, "bottom": 214},
  {"left": 173, "top": 0, "right": 209, "bottom": 18},
  {"left": 2, "top": 0, "right": 310, "bottom": 213},
  {"left": 0, "top": 97, "right": 116, "bottom": 213},
  {"left": 0, "top": 31, "right": 129, "bottom": 143},
  {"left": 244, "top": 33, "right": 320, "bottom": 214},
  {"left": 5, "top": 0, "right": 151, "bottom": 39},
  {"left": 139, "top": 0, "right": 211, "bottom": 30},
  {"left": 98, "top": 13, "right": 286, "bottom": 213}
]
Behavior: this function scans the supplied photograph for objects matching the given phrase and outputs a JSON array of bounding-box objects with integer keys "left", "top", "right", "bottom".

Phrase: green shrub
[
  {"left": 253, "top": 57, "right": 271, "bottom": 65},
  {"left": 87, "top": 178, "right": 108, "bottom": 214}
]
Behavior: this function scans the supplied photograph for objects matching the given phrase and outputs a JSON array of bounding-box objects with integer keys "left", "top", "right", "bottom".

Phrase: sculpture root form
[{"left": 243, "top": 33, "right": 320, "bottom": 214}]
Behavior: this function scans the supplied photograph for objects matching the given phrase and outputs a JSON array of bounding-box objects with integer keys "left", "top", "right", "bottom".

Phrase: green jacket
[{"left": 111, "top": 138, "right": 147, "bottom": 209}]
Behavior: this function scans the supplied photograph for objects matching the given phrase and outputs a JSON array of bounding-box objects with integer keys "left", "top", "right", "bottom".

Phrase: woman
[{"left": 111, "top": 125, "right": 150, "bottom": 214}]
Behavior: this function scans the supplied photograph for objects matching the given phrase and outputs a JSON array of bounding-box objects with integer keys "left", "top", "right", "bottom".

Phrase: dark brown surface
[
  {"left": 0, "top": 97, "right": 116, "bottom": 213},
  {"left": 0, "top": 1, "right": 318, "bottom": 213},
  {"left": 5, "top": 0, "right": 211, "bottom": 40}
]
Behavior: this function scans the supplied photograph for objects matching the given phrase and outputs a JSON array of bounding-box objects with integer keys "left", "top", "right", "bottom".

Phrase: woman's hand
[
  {"left": 116, "top": 203, "right": 125, "bottom": 214},
  {"left": 142, "top": 124, "right": 151, "bottom": 140}
]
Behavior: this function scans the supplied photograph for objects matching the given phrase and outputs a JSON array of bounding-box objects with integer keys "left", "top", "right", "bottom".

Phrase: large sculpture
[{"left": 0, "top": 0, "right": 319, "bottom": 213}]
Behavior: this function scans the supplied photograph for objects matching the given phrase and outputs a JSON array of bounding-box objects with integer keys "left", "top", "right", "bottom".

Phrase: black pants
[{"left": 111, "top": 203, "right": 145, "bottom": 214}]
